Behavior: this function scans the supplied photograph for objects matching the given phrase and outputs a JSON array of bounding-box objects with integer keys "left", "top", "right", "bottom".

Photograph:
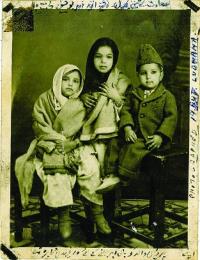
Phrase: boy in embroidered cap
[{"left": 118, "top": 44, "right": 178, "bottom": 184}]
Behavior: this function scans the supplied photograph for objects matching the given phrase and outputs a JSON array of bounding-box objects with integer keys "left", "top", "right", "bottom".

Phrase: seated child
[
  {"left": 15, "top": 64, "right": 111, "bottom": 243},
  {"left": 118, "top": 44, "right": 178, "bottom": 184},
  {"left": 80, "top": 37, "right": 131, "bottom": 193}
]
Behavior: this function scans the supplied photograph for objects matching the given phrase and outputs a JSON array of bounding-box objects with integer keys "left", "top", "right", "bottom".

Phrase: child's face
[
  {"left": 61, "top": 70, "right": 81, "bottom": 97},
  {"left": 94, "top": 45, "right": 113, "bottom": 73},
  {"left": 138, "top": 63, "right": 163, "bottom": 89}
]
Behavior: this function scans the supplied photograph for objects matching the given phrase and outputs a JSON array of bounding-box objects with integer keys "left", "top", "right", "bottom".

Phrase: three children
[{"left": 15, "top": 42, "right": 178, "bottom": 244}]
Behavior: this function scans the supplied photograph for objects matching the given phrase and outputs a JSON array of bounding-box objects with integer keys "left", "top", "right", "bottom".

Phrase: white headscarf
[{"left": 52, "top": 64, "right": 84, "bottom": 109}]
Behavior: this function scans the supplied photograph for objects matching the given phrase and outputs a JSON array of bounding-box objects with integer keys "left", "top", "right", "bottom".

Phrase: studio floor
[{"left": 10, "top": 196, "right": 187, "bottom": 249}]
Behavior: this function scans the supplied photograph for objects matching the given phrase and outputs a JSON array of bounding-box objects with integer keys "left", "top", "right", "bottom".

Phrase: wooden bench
[{"left": 104, "top": 146, "right": 188, "bottom": 247}]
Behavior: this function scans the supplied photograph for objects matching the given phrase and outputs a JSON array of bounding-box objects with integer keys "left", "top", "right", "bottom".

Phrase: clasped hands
[
  {"left": 124, "top": 126, "right": 163, "bottom": 151},
  {"left": 81, "top": 83, "right": 122, "bottom": 108},
  {"left": 55, "top": 139, "right": 81, "bottom": 154}
]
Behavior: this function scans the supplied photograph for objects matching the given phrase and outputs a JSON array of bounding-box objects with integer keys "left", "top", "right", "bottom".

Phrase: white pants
[
  {"left": 93, "top": 142, "right": 107, "bottom": 177},
  {"left": 34, "top": 145, "right": 103, "bottom": 208}
]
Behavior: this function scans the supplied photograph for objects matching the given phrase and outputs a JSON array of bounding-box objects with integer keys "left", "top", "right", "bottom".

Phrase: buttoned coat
[
  {"left": 120, "top": 83, "right": 177, "bottom": 142},
  {"left": 118, "top": 83, "right": 178, "bottom": 177}
]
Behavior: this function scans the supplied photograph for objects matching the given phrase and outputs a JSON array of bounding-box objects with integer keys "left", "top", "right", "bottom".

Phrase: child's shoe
[
  {"left": 58, "top": 206, "right": 72, "bottom": 240},
  {"left": 94, "top": 214, "right": 112, "bottom": 234},
  {"left": 96, "top": 174, "right": 120, "bottom": 194},
  {"left": 91, "top": 204, "right": 112, "bottom": 234}
]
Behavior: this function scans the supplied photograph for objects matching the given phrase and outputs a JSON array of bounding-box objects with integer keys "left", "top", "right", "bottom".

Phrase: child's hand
[
  {"left": 81, "top": 93, "right": 97, "bottom": 108},
  {"left": 55, "top": 140, "right": 64, "bottom": 153},
  {"left": 56, "top": 139, "right": 82, "bottom": 154},
  {"left": 99, "top": 83, "right": 122, "bottom": 106},
  {"left": 146, "top": 135, "right": 163, "bottom": 151},
  {"left": 124, "top": 126, "right": 137, "bottom": 143}
]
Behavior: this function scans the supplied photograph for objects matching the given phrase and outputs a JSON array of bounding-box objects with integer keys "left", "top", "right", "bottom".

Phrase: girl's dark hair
[{"left": 83, "top": 37, "right": 119, "bottom": 93}]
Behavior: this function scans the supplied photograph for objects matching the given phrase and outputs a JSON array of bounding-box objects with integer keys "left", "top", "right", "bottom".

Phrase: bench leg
[
  {"left": 39, "top": 198, "right": 50, "bottom": 246},
  {"left": 149, "top": 158, "right": 167, "bottom": 247}
]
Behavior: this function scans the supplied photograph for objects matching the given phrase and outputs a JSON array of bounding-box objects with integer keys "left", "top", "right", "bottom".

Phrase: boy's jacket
[{"left": 120, "top": 83, "right": 177, "bottom": 143}]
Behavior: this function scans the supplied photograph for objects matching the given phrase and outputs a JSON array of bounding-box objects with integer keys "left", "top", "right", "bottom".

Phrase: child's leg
[
  {"left": 34, "top": 157, "right": 76, "bottom": 240},
  {"left": 93, "top": 138, "right": 121, "bottom": 194},
  {"left": 104, "top": 137, "right": 120, "bottom": 176},
  {"left": 77, "top": 145, "right": 111, "bottom": 234},
  {"left": 76, "top": 145, "right": 103, "bottom": 205},
  {"left": 81, "top": 197, "right": 111, "bottom": 235},
  {"left": 35, "top": 157, "right": 76, "bottom": 208},
  {"left": 58, "top": 206, "right": 72, "bottom": 240},
  {"left": 92, "top": 141, "right": 107, "bottom": 178}
]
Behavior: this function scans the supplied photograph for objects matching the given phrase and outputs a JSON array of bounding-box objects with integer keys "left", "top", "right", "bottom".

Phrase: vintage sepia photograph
[{"left": 0, "top": 1, "right": 199, "bottom": 259}]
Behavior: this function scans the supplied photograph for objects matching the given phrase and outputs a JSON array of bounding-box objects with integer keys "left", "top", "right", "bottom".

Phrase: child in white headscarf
[{"left": 15, "top": 64, "right": 111, "bottom": 242}]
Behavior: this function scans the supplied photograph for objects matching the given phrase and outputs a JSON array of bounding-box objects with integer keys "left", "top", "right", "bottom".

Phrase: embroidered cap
[{"left": 136, "top": 44, "right": 163, "bottom": 71}]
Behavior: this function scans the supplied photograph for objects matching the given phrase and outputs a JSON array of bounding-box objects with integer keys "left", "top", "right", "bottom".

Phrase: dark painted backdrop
[{"left": 12, "top": 10, "right": 190, "bottom": 198}]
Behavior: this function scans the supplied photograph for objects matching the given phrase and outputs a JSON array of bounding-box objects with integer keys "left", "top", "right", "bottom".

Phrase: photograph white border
[{"left": 0, "top": 0, "right": 199, "bottom": 259}]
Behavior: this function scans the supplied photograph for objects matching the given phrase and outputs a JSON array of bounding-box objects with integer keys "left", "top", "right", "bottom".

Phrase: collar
[{"left": 131, "top": 83, "right": 166, "bottom": 102}]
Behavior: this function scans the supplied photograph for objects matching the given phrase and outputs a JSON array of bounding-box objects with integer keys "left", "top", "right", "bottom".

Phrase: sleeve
[
  {"left": 119, "top": 86, "right": 135, "bottom": 130},
  {"left": 113, "top": 72, "right": 131, "bottom": 111},
  {"left": 156, "top": 91, "right": 178, "bottom": 142},
  {"left": 32, "top": 93, "right": 65, "bottom": 141},
  {"left": 117, "top": 72, "right": 131, "bottom": 96}
]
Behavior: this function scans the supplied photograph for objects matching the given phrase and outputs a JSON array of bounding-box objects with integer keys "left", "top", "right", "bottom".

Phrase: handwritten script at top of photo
[{"left": 34, "top": 0, "right": 170, "bottom": 10}]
